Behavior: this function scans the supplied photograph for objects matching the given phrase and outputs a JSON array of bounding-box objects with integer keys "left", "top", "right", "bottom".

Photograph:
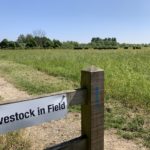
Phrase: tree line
[{"left": 0, "top": 33, "right": 148, "bottom": 50}]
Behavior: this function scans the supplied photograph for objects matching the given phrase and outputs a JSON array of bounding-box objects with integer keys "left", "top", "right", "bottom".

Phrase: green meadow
[
  {"left": 0, "top": 49, "right": 150, "bottom": 108},
  {"left": 0, "top": 48, "right": 150, "bottom": 148}
]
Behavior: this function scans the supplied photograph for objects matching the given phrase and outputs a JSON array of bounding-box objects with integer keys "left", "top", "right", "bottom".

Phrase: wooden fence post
[{"left": 81, "top": 66, "right": 104, "bottom": 150}]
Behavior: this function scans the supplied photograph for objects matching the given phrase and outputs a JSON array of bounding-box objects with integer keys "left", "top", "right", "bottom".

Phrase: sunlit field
[
  {"left": 0, "top": 48, "right": 150, "bottom": 148},
  {"left": 0, "top": 48, "right": 150, "bottom": 108}
]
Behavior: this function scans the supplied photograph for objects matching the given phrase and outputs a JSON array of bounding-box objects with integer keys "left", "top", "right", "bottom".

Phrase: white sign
[{"left": 0, "top": 94, "right": 67, "bottom": 134}]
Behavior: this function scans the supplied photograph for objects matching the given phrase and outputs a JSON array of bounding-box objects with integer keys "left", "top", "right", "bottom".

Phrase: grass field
[
  {"left": 0, "top": 49, "right": 150, "bottom": 108},
  {"left": 0, "top": 48, "right": 150, "bottom": 148}
]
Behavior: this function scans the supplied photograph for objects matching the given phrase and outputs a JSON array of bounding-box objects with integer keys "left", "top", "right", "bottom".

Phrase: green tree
[
  {"left": 91, "top": 37, "right": 118, "bottom": 49},
  {"left": 53, "top": 39, "right": 62, "bottom": 48},
  {"left": 61, "top": 41, "right": 79, "bottom": 49},
  {"left": 8, "top": 41, "right": 16, "bottom": 49},
  {"left": 42, "top": 37, "right": 54, "bottom": 49},
  {"left": 0, "top": 39, "right": 9, "bottom": 49},
  {"left": 25, "top": 34, "right": 37, "bottom": 48},
  {"left": 17, "top": 34, "right": 26, "bottom": 43}
]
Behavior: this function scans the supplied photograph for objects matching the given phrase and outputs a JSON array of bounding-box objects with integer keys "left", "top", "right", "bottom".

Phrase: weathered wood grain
[{"left": 81, "top": 66, "right": 104, "bottom": 150}]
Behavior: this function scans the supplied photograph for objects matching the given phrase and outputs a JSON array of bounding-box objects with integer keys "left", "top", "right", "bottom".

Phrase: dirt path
[
  {"left": 0, "top": 76, "right": 148, "bottom": 150},
  {"left": 0, "top": 77, "right": 30, "bottom": 102}
]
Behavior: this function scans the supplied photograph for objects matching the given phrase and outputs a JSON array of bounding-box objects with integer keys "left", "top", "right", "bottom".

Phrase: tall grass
[
  {"left": 0, "top": 48, "right": 150, "bottom": 148},
  {"left": 0, "top": 49, "right": 149, "bottom": 109},
  {"left": 0, "top": 60, "right": 77, "bottom": 95}
]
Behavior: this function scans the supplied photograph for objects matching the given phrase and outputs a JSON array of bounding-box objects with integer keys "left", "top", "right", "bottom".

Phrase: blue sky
[{"left": 0, "top": 0, "right": 150, "bottom": 43}]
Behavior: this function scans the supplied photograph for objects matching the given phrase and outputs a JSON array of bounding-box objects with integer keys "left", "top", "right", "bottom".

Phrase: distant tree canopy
[
  {"left": 0, "top": 39, "right": 9, "bottom": 49},
  {"left": 16, "top": 34, "right": 55, "bottom": 49},
  {"left": 61, "top": 41, "right": 79, "bottom": 49},
  {"left": 0, "top": 39, "right": 17, "bottom": 49},
  {"left": 0, "top": 33, "right": 146, "bottom": 50},
  {"left": 91, "top": 37, "right": 118, "bottom": 49}
]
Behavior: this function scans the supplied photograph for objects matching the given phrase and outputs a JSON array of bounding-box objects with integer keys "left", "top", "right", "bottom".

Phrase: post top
[{"left": 82, "top": 66, "right": 104, "bottom": 72}]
